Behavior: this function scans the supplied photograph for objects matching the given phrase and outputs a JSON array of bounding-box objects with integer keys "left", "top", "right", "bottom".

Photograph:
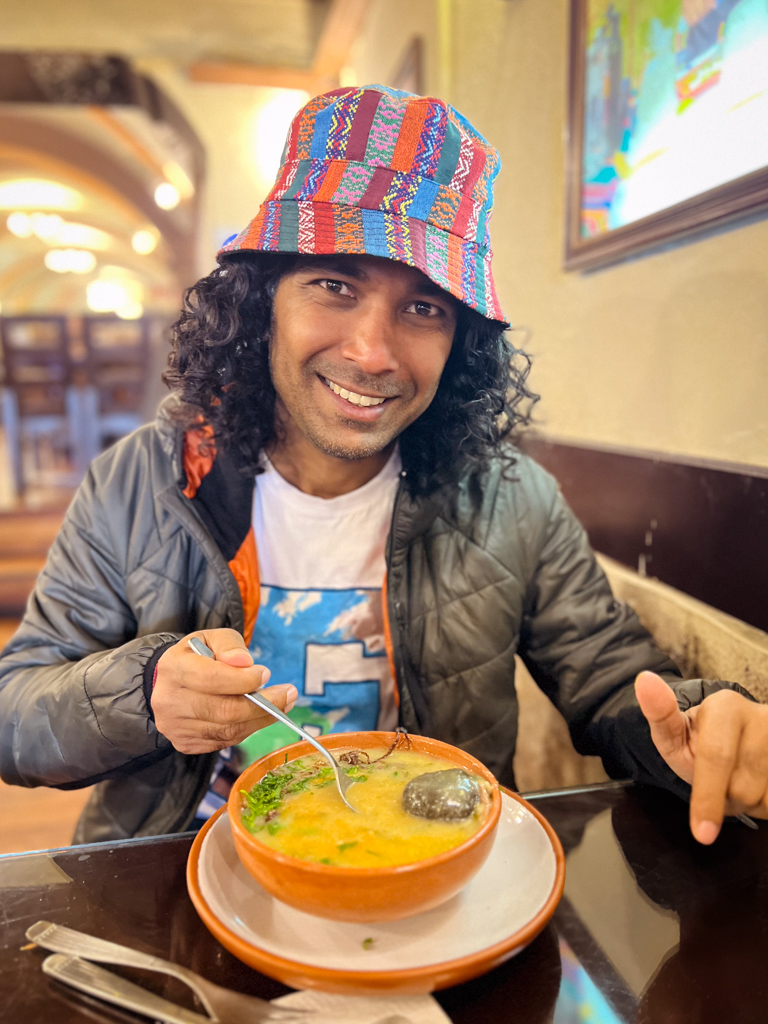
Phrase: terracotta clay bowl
[{"left": 227, "top": 730, "right": 502, "bottom": 923}]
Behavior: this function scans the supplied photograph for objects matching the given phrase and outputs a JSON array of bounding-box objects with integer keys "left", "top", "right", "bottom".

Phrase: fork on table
[{"left": 27, "top": 920, "right": 307, "bottom": 1024}]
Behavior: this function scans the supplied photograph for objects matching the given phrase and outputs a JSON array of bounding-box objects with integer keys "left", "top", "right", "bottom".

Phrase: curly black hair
[{"left": 164, "top": 252, "right": 537, "bottom": 496}]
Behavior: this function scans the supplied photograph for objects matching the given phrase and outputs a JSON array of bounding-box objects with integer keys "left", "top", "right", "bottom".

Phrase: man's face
[{"left": 269, "top": 255, "right": 457, "bottom": 460}]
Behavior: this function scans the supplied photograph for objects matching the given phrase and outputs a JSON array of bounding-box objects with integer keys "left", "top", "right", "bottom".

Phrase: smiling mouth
[{"left": 322, "top": 376, "right": 390, "bottom": 408}]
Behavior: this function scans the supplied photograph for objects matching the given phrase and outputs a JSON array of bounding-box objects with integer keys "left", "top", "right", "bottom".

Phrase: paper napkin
[{"left": 272, "top": 989, "right": 453, "bottom": 1024}]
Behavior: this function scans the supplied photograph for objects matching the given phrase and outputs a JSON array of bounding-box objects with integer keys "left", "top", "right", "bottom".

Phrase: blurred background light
[
  {"left": 44, "top": 249, "right": 97, "bottom": 274},
  {"left": 49, "top": 222, "right": 111, "bottom": 250},
  {"left": 154, "top": 182, "right": 181, "bottom": 210},
  {"left": 0, "top": 179, "right": 82, "bottom": 210},
  {"left": 7, "top": 211, "right": 34, "bottom": 238},
  {"left": 252, "top": 89, "right": 309, "bottom": 185},
  {"left": 131, "top": 229, "right": 158, "bottom": 255},
  {"left": 86, "top": 267, "right": 144, "bottom": 318},
  {"left": 116, "top": 299, "right": 144, "bottom": 320},
  {"left": 28, "top": 213, "right": 64, "bottom": 241},
  {"left": 162, "top": 161, "right": 195, "bottom": 200},
  {"left": 7, "top": 212, "right": 111, "bottom": 250}
]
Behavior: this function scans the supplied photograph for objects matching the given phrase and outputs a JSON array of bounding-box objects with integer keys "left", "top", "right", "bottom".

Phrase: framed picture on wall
[{"left": 565, "top": 0, "right": 768, "bottom": 270}]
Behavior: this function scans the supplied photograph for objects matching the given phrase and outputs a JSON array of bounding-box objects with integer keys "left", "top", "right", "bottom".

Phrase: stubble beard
[
  {"left": 273, "top": 357, "right": 413, "bottom": 461},
  {"left": 293, "top": 408, "right": 400, "bottom": 461}
]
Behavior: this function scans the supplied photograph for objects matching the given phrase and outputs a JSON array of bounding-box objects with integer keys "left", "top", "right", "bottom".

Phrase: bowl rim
[
  {"left": 186, "top": 788, "right": 566, "bottom": 992},
  {"left": 226, "top": 730, "right": 502, "bottom": 877}
]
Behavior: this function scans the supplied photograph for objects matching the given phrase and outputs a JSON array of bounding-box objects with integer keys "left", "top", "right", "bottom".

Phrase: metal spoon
[{"left": 187, "top": 636, "right": 358, "bottom": 812}]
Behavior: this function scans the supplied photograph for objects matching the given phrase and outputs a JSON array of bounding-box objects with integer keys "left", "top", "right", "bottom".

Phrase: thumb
[
  {"left": 202, "top": 628, "right": 254, "bottom": 669},
  {"left": 635, "top": 671, "right": 688, "bottom": 761}
]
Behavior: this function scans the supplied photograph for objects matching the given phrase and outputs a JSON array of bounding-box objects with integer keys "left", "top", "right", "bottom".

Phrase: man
[{"left": 0, "top": 86, "right": 765, "bottom": 846}]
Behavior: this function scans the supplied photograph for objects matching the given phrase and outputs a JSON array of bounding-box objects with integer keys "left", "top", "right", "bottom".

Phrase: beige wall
[{"left": 352, "top": 0, "right": 768, "bottom": 470}]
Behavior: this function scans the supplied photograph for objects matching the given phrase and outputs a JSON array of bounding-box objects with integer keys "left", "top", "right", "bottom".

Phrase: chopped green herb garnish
[
  {"left": 241, "top": 745, "right": 397, "bottom": 833},
  {"left": 337, "top": 841, "right": 358, "bottom": 852},
  {"left": 240, "top": 758, "right": 334, "bottom": 832},
  {"left": 362, "top": 938, "right": 374, "bottom": 950},
  {"left": 319, "top": 857, "right": 334, "bottom": 865}
]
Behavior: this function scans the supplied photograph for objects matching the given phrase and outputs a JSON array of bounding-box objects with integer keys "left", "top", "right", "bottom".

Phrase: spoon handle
[
  {"left": 242, "top": 688, "right": 332, "bottom": 763},
  {"left": 186, "top": 637, "right": 337, "bottom": 767}
]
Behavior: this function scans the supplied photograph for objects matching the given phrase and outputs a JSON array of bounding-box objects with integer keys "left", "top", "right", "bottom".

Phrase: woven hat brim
[{"left": 218, "top": 201, "right": 507, "bottom": 324}]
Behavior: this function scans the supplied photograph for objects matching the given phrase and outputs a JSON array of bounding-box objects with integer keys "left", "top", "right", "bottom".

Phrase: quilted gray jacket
[{"left": 0, "top": 401, "right": 747, "bottom": 843}]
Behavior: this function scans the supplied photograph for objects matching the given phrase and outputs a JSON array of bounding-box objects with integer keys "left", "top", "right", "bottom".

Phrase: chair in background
[
  {"left": 80, "top": 317, "right": 150, "bottom": 463},
  {"left": 0, "top": 316, "right": 86, "bottom": 495}
]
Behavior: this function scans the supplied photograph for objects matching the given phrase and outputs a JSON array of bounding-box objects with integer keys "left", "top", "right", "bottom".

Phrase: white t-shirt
[
  {"left": 193, "top": 449, "right": 402, "bottom": 822},
  {"left": 254, "top": 448, "right": 402, "bottom": 592}
]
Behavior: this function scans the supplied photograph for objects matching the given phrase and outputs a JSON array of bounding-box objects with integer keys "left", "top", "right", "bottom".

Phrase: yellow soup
[{"left": 240, "top": 748, "right": 489, "bottom": 868}]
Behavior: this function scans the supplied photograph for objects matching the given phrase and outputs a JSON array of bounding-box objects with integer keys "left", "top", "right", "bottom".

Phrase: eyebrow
[{"left": 294, "top": 256, "right": 370, "bottom": 281}]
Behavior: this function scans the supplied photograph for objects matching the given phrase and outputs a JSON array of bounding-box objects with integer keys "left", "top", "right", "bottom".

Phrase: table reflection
[
  {"left": 545, "top": 785, "right": 768, "bottom": 1024},
  {"left": 0, "top": 783, "right": 765, "bottom": 1024}
]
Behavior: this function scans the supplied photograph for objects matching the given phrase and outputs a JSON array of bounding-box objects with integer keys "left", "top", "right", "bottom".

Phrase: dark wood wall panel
[{"left": 521, "top": 437, "right": 768, "bottom": 634}]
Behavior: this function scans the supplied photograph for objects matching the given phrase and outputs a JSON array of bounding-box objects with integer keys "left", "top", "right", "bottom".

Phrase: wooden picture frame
[{"left": 565, "top": 0, "right": 768, "bottom": 271}]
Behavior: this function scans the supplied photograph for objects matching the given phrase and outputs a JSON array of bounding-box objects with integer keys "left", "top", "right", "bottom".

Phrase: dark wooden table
[{"left": 1, "top": 782, "right": 766, "bottom": 1023}]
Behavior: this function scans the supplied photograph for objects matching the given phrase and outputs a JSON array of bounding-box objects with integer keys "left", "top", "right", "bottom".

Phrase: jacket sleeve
[
  {"left": 518, "top": 479, "right": 754, "bottom": 801},
  {"left": 0, "top": 465, "right": 181, "bottom": 789}
]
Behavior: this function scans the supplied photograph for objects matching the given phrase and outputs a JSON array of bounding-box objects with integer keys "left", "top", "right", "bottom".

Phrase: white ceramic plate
[{"left": 188, "top": 791, "right": 565, "bottom": 994}]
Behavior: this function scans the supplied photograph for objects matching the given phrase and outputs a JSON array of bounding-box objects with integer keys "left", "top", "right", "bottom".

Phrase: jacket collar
[{"left": 155, "top": 393, "right": 189, "bottom": 479}]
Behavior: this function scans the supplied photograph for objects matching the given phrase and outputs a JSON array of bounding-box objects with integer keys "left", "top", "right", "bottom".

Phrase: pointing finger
[{"left": 690, "top": 707, "right": 743, "bottom": 844}]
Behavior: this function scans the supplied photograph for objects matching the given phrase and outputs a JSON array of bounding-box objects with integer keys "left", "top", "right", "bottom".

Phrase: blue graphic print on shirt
[{"left": 238, "top": 584, "right": 392, "bottom": 767}]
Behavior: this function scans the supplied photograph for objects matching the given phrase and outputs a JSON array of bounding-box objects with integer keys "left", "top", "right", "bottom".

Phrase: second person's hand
[{"left": 152, "top": 628, "right": 297, "bottom": 754}]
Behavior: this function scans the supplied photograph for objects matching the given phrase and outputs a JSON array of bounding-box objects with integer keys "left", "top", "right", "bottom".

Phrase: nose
[{"left": 338, "top": 300, "right": 400, "bottom": 375}]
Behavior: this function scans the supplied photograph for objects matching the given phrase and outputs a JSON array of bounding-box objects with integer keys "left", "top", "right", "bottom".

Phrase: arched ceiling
[
  {"left": 0, "top": 130, "right": 180, "bottom": 316},
  {"left": 0, "top": 52, "right": 204, "bottom": 317},
  {"left": 0, "top": 0, "right": 370, "bottom": 317}
]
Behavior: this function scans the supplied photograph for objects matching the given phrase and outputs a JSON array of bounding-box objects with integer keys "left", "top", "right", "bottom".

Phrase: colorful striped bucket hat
[{"left": 218, "top": 85, "right": 506, "bottom": 322}]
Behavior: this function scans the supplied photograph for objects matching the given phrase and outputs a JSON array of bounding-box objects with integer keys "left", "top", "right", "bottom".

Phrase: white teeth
[{"left": 323, "top": 378, "right": 385, "bottom": 407}]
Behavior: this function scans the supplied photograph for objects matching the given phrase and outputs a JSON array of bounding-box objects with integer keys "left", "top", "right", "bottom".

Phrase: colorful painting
[{"left": 567, "top": 0, "right": 768, "bottom": 266}]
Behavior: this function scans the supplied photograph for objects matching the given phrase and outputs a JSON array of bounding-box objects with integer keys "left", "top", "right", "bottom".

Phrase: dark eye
[
  {"left": 318, "top": 279, "right": 354, "bottom": 296},
  {"left": 407, "top": 300, "right": 440, "bottom": 318}
]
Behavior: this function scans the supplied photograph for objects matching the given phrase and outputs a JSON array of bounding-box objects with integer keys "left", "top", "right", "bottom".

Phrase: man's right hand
[{"left": 151, "top": 628, "right": 297, "bottom": 754}]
